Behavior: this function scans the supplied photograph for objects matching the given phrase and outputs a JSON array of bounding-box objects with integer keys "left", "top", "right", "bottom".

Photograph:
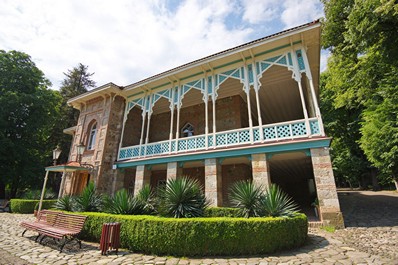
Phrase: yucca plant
[
  {"left": 103, "top": 188, "right": 143, "bottom": 214},
  {"left": 158, "top": 177, "right": 208, "bottom": 218},
  {"left": 54, "top": 195, "right": 75, "bottom": 211},
  {"left": 135, "top": 184, "right": 156, "bottom": 215},
  {"left": 259, "top": 184, "right": 299, "bottom": 217},
  {"left": 73, "top": 182, "right": 103, "bottom": 212},
  {"left": 229, "top": 180, "right": 263, "bottom": 218}
]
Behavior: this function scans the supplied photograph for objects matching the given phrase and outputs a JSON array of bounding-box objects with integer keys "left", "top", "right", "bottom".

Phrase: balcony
[{"left": 118, "top": 117, "right": 321, "bottom": 161}]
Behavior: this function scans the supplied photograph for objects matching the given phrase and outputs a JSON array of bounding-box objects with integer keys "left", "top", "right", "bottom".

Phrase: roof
[
  {"left": 68, "top": 20, "right": 321, "bottom": 106},
  {"left": 123, "top": 20, "right": 320, "bottom": 91}
]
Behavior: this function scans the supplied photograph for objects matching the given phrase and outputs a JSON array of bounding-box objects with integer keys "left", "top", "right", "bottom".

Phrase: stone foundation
[{"left": 311, "top": 147, "right": 344, "bottom": 228}]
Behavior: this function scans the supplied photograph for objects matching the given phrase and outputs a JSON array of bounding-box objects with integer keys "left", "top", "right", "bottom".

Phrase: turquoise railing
[{"left": 118, "top": 118, "right": 321, "bottom": 160}]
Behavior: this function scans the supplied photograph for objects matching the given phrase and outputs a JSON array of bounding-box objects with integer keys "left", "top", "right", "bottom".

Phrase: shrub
[
  {"left": 79, "top": 212, "right": 308, "bottom": 256},
  {"left": 229, "top": 181, "right": 262, "bottom": 217},
  {"left": 258, "top": 184, "right": 299, "bottom": 217},
  {"left": 136, "top": 185, "right": 156, "bottom": 215},
  {"left": 22, "top": 189, "right": 56, "bottom": 200},
  {"left": 10, "top": 199, "right": 57, "bottom": 213},
  {"left": 73, "top": 182, "right": 103, "bottom": 212},
  {"left": 54, "top": 195, "right": 75, "bottom": 211},
  {"left": 103, "top": 189, "right": 144, "bottom": 215},
  {"left": 204, "top": 207, "right": 240, "bottom": 217},
  {"left": 157, "top": 177, "right": 208, "bottom": 218}
]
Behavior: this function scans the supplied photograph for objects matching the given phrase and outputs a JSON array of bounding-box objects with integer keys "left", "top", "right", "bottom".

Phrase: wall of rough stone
[
  {"left": 222, "top": 164, "right": 252, "bottom": 206},
  {"left": 96, "top": 96, "right": 126, "bottom": 195}
]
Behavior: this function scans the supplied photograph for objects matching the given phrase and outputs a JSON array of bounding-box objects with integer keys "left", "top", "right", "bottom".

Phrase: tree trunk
[
  {"left": 393, "top": 174, "right": 398, "bottom": 192},
  {"left": 371, "top": 168, "right": 381, "bottom": 191}
]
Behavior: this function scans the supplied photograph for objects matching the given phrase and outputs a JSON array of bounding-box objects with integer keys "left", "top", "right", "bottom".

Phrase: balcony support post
[
  {"left": 134, "top": 165, "right": 151, "bottom": 196},
  {"left": 252, "top": 61, "right": 264, "bottom": 142},
  {"left": 118, "top": 100, "right": 129, "bottom": 155},
  {"left": 138, "top": 95, "right": 148, "bottom": 157},
  {"left": 175, "top": 84, "right": 181, "bottom": 153},
  {"left": 251, "top": 153, "right": 271, "bottom": 191},
  {"left": 291, "top": 49, "right": 311, "bottom": 136},
  {"left": 211, "top": 74, "right": 216, "bottom": 148},
  {"left": 169, "top": 87, "right": 175, "bottom": 153},
  {"left": 301, "top": 48, "right": 325, "bottom": 136},
  {"left": 145, "top": 94, "right": 153, "bottom": 146},
  {"left": 204, "top": 75, "right": 209, "bottom": 150},
  {"left": 205, "top": 158, "right": 222, "bottom": 206},
  {"left": 243, "top": 65, "right": 254, "bottom": 144},
  {"left": 167, "top": 162, "right": 182, "bottom": 180}
]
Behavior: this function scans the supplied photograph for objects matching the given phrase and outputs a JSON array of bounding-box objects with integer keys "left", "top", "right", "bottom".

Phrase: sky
[{"left": 0, "top": 0, "right": 326, "bottom": 90}]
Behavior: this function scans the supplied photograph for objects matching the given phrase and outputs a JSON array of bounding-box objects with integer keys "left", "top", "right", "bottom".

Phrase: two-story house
[{"left": 61, "top": 20, "right": 343, "bottom": 228}]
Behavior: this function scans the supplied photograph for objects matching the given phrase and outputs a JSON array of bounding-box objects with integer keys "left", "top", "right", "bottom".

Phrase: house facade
[{"left": 62, "top": 21, "right": 344, "bottom": 228}]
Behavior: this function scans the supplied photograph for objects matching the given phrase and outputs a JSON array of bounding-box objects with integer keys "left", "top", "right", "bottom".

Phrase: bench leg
[
  {"left": 39, "top": 235, "right": 46, "bottom": 243},
  {"left": 22, "top": 229, "right": 27, "bottom": 237},
  {"left": 59, "top": 237, "right": 69, "bottom": 252}
]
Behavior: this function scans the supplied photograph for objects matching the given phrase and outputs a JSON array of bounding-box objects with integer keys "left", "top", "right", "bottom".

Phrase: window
[
  {"left": 87, "top": 122, "right": 97, "bottom": 150},
  {"left": 181, "top": 123, "right": 194, "bottom": 137}
]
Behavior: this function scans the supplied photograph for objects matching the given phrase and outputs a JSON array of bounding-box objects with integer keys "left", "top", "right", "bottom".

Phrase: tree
[
  {"left": 0, "top": 50, "right": 62, "bottom": 198},
  {"left": 321, "top": 0, "right": 398, "bottom": 190},
  {"left": 52, "top": 63, "right": 96, "bottom": 164}
]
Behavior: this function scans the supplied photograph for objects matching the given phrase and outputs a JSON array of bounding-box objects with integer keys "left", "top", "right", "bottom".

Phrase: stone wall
[
  {"left": 311, "top": 147, "right": 344, "bottom": 228},
  {"left": 221, "top": 164, "right": 252, "bottom": 206}
]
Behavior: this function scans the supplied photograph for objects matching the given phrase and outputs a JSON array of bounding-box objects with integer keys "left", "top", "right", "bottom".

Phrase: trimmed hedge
[
  {"left": 204, "top": 207, "right": 240, "bottom": 217},
  {"left": 10, "top": 199, "right": 57, "bottom": 213},
  {"left": 79, "top": 212, "right": 308, "bottom": 256}
]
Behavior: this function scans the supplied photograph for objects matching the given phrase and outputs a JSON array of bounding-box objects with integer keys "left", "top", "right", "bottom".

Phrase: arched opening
[
  {"left": 149, "top": 97, "right": 172, "bottom": 143},
  {"left": 86, "top": 120, "right": 97, "bottom": 150},
  {"left": 122, "top": 106, "right": 143, "bottom": 147},
  {"left": 257, "top": 65, "right": 305, "bottom": 124},
  {"left": 178, "top": 88, "right": 205, "bottom": 136},
  {"left": 214, "top": 77, "right": 249, "bottom": 132}
]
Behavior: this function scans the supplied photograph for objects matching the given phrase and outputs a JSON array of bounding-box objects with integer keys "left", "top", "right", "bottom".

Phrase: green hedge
[
  {"left": 204, "top": 207, "right": 240, "bottom": 217},
  {"left": 79, "top": 212, "right": 308, "bottom": 256},
  {"left": 10, "top": 199, "right": 57, "bottom": 213}
]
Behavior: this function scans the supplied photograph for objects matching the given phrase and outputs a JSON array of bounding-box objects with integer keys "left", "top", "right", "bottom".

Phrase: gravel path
[{"left": 0, "top": 190, "right": 397, "bottom": 264}]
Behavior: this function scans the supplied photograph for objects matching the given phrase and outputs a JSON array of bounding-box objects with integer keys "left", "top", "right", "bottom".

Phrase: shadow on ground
[
  {"left": 26, "top": 235, "right": 98, "bottom": 253},
  {"left": 338, "top": 190, "right": 398, "bottom": 227}
]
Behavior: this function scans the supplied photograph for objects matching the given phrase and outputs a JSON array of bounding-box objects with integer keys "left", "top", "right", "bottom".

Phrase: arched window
[
  {"left": 87, "top": 122, "right": 97, "bottom": 150},
  {"left": 181, "top": 123, "right": 194, "bottom": 137}
]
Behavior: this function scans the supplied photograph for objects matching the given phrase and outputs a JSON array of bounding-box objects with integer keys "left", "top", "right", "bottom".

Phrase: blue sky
[{"left": 0, "top": 0, "right": 326, "bottom": 89}]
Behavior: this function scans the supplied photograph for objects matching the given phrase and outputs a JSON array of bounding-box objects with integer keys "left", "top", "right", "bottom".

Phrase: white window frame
[{"left": 87, "top": 123, "right": 97, "bottom": 150}]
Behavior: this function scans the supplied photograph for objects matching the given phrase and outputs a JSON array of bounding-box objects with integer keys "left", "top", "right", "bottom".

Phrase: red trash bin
[{"left": 100, "top": 222, "right": 121, "bottom": 255}]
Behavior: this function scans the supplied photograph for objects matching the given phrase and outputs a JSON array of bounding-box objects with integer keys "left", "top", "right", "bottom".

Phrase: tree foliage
[
  {"left": 53, "top": 63, "right": 95, "bottom": 164},
  {"left": 321, "top": 0, "right": 398, "bottom": 189},
  {"left": 0, "top": 50, "right": 61, "bottom": 198}
]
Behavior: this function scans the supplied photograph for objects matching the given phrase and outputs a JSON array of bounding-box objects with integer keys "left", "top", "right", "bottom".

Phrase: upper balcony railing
[{"left": 118, "top": 117, "right": 321, "bottom": 161}]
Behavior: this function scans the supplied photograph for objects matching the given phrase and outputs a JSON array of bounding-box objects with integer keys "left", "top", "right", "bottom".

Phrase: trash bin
[{"left": 100, "top": 222, "right": 121, "bottom": 255}]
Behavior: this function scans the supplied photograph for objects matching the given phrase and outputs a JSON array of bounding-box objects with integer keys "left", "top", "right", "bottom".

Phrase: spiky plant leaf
[
  {"left": 73, "top": 182, "right": 103, "bottom": 212},
  {"left": 259, "top": 184, "right": 299, "bottom": 217},
  {"left": 103, "top": 188, "right": 143, "bottom": 214},
  {"left": 135, "top": 184, "right": 156, "bottom": 215},
  {"left": 158, "top": 177, "right": 208, "bottom": 218},
  {"left": 54, "top": 195, "right": 75, "bottom": 211},
  {"left": 228, "top": 180, "right": 262, "bottom": 218}
]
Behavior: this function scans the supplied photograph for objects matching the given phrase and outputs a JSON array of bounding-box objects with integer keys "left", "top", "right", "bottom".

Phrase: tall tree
[
  {"left": 53, "top": 63, "right": 96, "bottom": 164},
  {"left": 321, "top": 0, "right": 398, "bottom": 190},
  {"left": 0, "top": 50, "right": 61, "bottom": 198}
]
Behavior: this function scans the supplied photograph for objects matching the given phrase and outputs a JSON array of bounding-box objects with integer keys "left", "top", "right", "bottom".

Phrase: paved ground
[{"left": 0, "top": 190, "right": 397, "bottom": 265}]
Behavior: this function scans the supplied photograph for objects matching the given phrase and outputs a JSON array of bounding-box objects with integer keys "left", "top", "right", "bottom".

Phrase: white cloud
[
  {"left": 0, "top": 0, "right": 325, "bottom": 90},
  {"left": 280, "top": 0, "right": 323, "bottom": 29},
  {"left": 241, "top": 0, "right": 280, "bottom": 24}
]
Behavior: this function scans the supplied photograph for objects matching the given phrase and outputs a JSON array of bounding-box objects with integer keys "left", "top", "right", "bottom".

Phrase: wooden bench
[{"left": 20, "top": 210, "right": 87, "bottom": 252}]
